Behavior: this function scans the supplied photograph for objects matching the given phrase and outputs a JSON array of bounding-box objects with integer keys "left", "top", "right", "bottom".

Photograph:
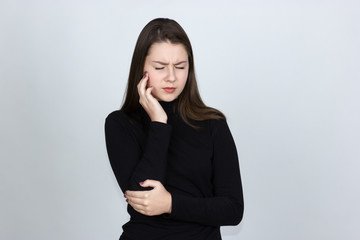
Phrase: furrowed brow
[
  {"left": 152, "top": 61, "right": 187, "bottom": 65},
  {"left": 174, "top": 61, "right": 187, "bottom": 65},
  {"left": 152, "top": 61, "right": 168, "bottom": 65}
]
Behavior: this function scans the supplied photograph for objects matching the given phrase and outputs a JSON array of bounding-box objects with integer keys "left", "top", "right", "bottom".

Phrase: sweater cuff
[{"left": 148, "top": 121, "right": 172, "bottom": 140}]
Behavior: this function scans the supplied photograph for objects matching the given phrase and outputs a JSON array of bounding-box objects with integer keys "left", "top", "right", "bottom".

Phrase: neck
[{"left": 159, "top": 99, "right": 177, "bottom": 113}]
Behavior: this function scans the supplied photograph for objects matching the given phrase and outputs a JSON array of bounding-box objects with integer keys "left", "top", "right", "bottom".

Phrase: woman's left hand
[{"left": 125, "top": 180, "right": 172, "bottom": 216}]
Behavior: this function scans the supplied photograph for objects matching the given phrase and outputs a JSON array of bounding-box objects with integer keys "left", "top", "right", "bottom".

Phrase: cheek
[
  {"left": 147, "top": 74, "right": 160, "bottom": 88},
  {"left": 179, "top": 72, "right": 188, "bottom": 86}
]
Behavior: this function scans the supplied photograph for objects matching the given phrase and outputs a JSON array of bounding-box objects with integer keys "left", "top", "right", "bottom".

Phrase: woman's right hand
[{"left": 137, "top": 72, "right": 168, "bottom": 123}]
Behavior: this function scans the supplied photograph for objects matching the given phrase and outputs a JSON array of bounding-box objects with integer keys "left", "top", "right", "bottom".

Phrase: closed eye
[{"left": 154, "top": 66, "right": 185, "bottom": 70}]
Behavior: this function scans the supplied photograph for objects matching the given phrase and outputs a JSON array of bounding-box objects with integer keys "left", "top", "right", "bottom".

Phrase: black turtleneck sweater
[{"left": 105, "top": 101, "right": 244, "bottom": 240}]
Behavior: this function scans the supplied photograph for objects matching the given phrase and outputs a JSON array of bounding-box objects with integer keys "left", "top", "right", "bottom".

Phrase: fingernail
[
  {"left": 143, "top": 71, "right": 148, "bottom": 77},
  {"left": 126, "top": 199, "right": 128, "bottom": 202},
  {"left": 139, "top": 181, "right": 144, "bottom": 185}
]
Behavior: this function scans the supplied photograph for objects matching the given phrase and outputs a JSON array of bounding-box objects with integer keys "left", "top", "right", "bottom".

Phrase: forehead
[{"left": 147, "top": 42, "right": 188, "bottom": 60}]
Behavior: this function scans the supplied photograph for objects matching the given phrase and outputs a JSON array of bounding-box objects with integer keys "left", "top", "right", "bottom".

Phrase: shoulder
[
  {"left": 208, "top": 118, "right": 228, "bottom": 128},
  {"left": 105, "top": 109, "right": 145, "bottom": 132},
  {"left": 208, "top": 118, "right": 231, "bottom": 137},
  {"left": 106, "top": 110, "right": 128, "bottom": 124},
  {"left": 105, "top": 109, "right": 137, "bottom": 130}
]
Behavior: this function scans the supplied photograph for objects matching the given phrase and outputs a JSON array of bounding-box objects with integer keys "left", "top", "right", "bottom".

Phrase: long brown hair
[{"left": 121, "top": 18, "right": 225, "bottom": 128}]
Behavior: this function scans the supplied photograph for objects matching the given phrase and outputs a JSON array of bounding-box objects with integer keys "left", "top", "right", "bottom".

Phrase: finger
[
  {"left": 126, "top": 190, "right": 150, "bottom": 199},
  {"left": 140, "top": 72, "right": 149, "bottom": 91},
  {"left": 128, "top": 201, "right": 146, "bottom": 212},
  {"left": 137, "top": 73, "right": 148, "bottom": 96},
  {"left": 137, "top": 79, "right": 146, "bottom": 97},
  {"left": 145, "top": 87, "right": 154, "bottom": 100},
  {"left": 127, "top": 196, "right": 146, "bottom": 205},
  {"left": 140, "top": 179, "right": 161, "bottom": 188}
]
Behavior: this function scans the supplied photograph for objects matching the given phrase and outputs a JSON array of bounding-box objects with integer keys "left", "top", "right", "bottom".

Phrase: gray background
[{"left": 1, "top": 0, "right": 359, "bottom": 239}]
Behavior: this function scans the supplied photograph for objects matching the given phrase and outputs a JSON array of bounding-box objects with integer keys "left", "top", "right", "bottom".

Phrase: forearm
[
  {"left": 166, "top": 187, "right": 243, "bottom": 226},
  {"left": 126, "top": 121, "right": 172, "bottom": 190},
  {"left": 105, "top": 113, "right": 172, "bottom": 192}
]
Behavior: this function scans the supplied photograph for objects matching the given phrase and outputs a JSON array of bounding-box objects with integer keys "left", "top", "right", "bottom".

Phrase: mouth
[{"left": 163, "top": 87, "right": 176, "bottom": 93}]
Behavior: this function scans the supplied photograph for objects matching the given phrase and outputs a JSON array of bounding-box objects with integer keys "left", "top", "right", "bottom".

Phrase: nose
[{"left": 166, "top": 67, "right": 176, "bottom": 83}]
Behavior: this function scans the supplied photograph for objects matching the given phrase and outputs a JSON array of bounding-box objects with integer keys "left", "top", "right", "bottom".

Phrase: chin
[{"left": 158, "top": 95, "right": 178, "bottom": 102}]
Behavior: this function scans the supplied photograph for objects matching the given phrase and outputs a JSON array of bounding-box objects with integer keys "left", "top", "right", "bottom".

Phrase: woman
[{"left": 105, "top": 18, "right": 243, "bottom": 240}]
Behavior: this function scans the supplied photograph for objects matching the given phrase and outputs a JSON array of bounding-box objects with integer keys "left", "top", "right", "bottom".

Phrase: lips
[{"left": 163, "top": 87, "right": 176, "bottom": 93}]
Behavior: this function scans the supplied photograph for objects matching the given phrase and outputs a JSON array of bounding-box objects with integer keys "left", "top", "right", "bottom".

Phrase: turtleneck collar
[
  {"left": 159, "top": 99, "right": 177, "bottom": 114},
  {"left": 139, "top": 100, "right": 178, "bottom": 127}
]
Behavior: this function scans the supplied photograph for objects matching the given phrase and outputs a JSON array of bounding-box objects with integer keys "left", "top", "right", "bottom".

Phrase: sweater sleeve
[
  {"left": 167, "top": 119, "right": 244, "bottom": 226},
  {"left": 105, "top": 111, "right": 172, "bottom": 192}
]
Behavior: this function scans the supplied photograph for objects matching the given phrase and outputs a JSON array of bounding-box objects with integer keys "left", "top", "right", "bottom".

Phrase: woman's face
[{"left": 143, "top": 41, "right": 189, "bottom": 102}]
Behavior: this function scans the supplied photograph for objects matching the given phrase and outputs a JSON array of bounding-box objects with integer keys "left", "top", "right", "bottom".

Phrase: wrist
[{"left": 151, "top": 116, "right": 167, "bottom": 124}]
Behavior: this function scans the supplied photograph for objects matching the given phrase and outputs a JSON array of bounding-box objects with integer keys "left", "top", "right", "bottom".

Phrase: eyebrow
[{"left": 152, "top": 61, "right": 187, "bottom": 65}]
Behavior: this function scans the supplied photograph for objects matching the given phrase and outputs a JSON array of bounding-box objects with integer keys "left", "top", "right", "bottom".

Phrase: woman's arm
[
  {"left": 105, "top": 112, "right": 172, "bottom": 192},
  {"left": 168, "top": 119, "right": 244, "bottom": 226},
  {"left": 105, "top": 72, "right": 171, "bottom": 192},
  {"left": 126, "top": 119, "right": 244, "bottom": 225}
]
